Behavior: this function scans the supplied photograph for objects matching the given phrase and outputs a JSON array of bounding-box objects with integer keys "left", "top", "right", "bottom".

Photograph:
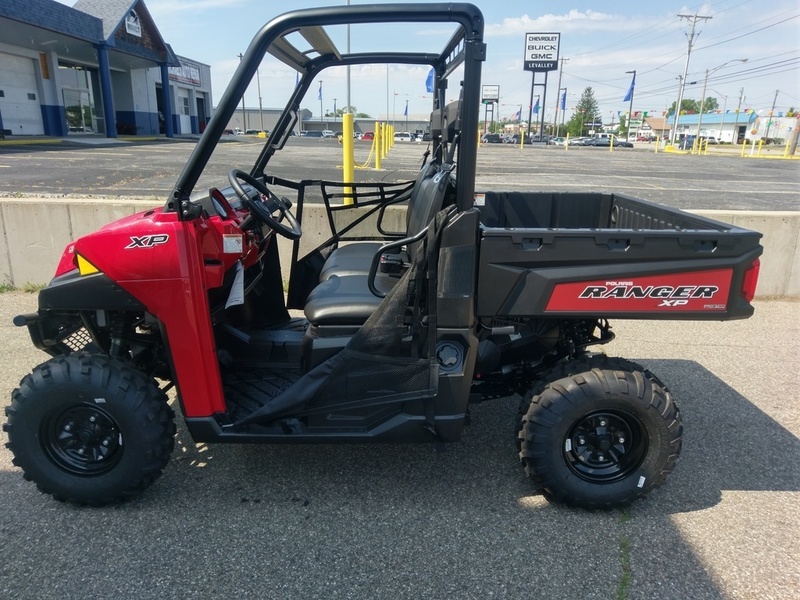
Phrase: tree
[
  {"left": 667, "top": 97, "right": 719, "bottom": 117},
  {"left": 326, "top": 105, "right": 371, "bottom": 118},
  {"left": 565, "top": 87, "right": 599, "bottom": 137}
]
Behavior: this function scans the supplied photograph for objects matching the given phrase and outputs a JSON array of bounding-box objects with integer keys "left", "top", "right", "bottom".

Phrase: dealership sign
[
  {"left": 523, "top": 33, "right": 560, "bottom": 72},
  {"left": 482, "top": 85, "right": 500, "bottom": 103}
]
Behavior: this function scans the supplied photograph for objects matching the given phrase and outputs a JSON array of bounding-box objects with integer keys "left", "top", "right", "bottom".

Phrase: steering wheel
[{"left": 227, "top": 169, "right": 302, "bottom": 240}]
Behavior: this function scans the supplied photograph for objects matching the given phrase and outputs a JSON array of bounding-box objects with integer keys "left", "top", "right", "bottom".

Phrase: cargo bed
[{"left": 475, "top": 192, "right": 762, "bottom": 319}]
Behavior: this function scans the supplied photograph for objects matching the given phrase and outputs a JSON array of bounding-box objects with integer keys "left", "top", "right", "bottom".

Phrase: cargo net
[
  {"left": 322, "top": 179, "right": 414, "bottom": 242},
  {"left": 235, "top": 209, "right": 454, "bottom": 427}
]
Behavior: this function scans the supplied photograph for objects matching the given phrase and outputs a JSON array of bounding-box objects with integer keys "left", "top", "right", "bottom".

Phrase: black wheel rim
[
  {"left": 564, "top": 410, "right": 647, "bottom": 483},
  {"left": 41, "top": 404, "right": 123, "bottom": 476}
]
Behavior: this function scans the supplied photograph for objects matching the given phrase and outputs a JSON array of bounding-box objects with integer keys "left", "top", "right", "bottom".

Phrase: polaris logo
[
  {"left": 125, "top": 234, "right": 170, "bottom": 249},
  {"left": 579, "top": 285, "right": 719, "bottom": 300}
]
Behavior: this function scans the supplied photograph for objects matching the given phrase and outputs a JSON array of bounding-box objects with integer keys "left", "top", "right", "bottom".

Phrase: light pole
[
  {"left": 695, "top": 59, "right": 748, "bottom": 145},
  {"left": 256, "top": 69, "right": 263, "bottom": 132},
  {"left": 333, "top": 98, "right": 337, "bottom": 124},
  {"left": 237, "top": 53, "right": 246, "bottom": 131},
  {"left": 625, "top": 70, "right": 635, "bottom": 141}
]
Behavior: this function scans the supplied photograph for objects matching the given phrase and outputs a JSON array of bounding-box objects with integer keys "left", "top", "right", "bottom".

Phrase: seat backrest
[{"left": 406, "top": 167, "right": 455, "bottom": 261}]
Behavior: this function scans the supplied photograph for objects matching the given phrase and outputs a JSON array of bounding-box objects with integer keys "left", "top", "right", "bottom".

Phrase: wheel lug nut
[
  {"left": 599, "top": 420, "right": 606, "bottom": 426},
  {"left": 598, "top": 454, "right": 605, "bottom": 461},
  {"left": 89, "top": 416, "right": 96, "bottom": 423},
  {"left": 102, "top": 440, "right": 109, "bottom": 446},
  {"left": 64, "top": 425, "right": 71, "bottom": 432},
  {"left": 618, "top": 437, "right": 625, "bottom": 444}
]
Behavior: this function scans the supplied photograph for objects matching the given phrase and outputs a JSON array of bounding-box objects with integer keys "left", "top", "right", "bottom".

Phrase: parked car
[
  {"left": 586, "top": 136, "right": 633, "bottom": 148},
  {"left": 394, "top": 131, "right": 414, "bottom": 142},
  {"left": 701, "top": 136, "right": 719, "bottom": 145},
  {"left": 303, "top": 130, "right": 324, "bottom": 138},
  {"left": 507, "top": 134, "right": 532, "bottom": 145},
  {"left": 481, "top": 133, "right": 502, "bottom": 143},
  {"left": 678, "top": 135, "right": 696, "bottom": 150},
  {"left": 321, "top": 130, "right": 336, "bottom": 138},
  {"left": 361, "top": 131, "right": 374, "bottom": 140},
  {"left": 568, "top": 137, "right": 589, "bottom": 146},
  {"left": 551, "top": 137, "right": 567, "bottom": 146}
]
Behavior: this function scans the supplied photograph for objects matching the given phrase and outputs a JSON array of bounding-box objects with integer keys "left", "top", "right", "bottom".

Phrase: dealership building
[{"left": 0, "top": 0, "right": 212, "bottom": 138}]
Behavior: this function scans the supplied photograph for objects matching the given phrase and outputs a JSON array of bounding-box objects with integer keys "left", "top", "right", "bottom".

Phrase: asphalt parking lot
[
  {"left": 0, "top": 292, "right": 798, "bottom": 599},
  {"left": 0, "top": 138, "right": 798, "bottom": 599},
  {"left": 0, "top": 136, "right": 797, "bottom": 211}
]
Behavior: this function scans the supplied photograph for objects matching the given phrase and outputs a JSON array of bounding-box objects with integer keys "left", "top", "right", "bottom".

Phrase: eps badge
[{"left": 125, "top": 234, "right": 170, "bottom": 249}]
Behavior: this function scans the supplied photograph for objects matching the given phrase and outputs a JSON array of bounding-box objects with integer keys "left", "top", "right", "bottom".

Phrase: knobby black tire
[
  {"left": 514, "top": 355, "right": 666, "bottom": 452},
  {"left": 4, "top": 353, "right": 176, "bottom": 506},
  {"left": 518, "top": 363, "right": 682, "bottom": 509}
]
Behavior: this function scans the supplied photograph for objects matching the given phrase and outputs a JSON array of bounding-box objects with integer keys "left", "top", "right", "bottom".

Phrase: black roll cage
[{"left": 167, "top": 3, "right": 485, "bottom": 219}]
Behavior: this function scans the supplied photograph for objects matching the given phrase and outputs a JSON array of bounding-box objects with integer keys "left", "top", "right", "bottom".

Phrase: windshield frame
[{"left": 167, "top": 3, "right": 485, "bottom": 218}]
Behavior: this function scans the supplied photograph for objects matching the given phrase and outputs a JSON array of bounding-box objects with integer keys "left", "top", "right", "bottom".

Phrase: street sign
[
  {"left": 523, "top": 33, "right": 560, "bottom": 72},
  {"left": 482, "top": 85, "right": 500, "bottom": 103}
]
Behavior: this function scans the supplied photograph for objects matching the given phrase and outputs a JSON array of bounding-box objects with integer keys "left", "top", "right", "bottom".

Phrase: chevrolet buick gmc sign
[{"left": 524, "top": 33, "right": 560, "bottom": 72}]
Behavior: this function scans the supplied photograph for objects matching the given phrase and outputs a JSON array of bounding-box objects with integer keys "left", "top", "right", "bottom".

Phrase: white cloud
[{"left": 486, "top": 10, "right": 625, "bottom": 36}]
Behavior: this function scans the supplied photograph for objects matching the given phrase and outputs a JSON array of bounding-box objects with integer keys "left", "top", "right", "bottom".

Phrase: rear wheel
[
  {"left": 4, "top": 354, "right": 175, "bottom": 506},
  {"left": 518, "top": 363, "right": 682, "bottom": 508}
]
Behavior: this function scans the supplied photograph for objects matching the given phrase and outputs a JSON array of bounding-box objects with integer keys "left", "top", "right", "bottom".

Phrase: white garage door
[{"left": 0, "top": 52, "right": 45, "bottom": 135}]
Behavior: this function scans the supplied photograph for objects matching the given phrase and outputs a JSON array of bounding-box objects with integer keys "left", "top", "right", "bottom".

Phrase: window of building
[{"left": 181, "top": 96, "right": 190, "bottom": 115}]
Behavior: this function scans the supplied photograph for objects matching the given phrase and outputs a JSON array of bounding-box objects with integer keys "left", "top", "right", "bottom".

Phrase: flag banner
[
  {"left": 404, "top": 103, "right": 408, "bottom": 117},
  {"left": 560, "top": 91, "right": 566, "bottom": 110},
  {"left": 318, "top": 82, "right": 322, "bottom": 100},
  {"left": 511, "top": 109, "right": 521, "bottom": 121},
  {"left": 623, "top": 73, "right": 635, "bottom": 102},
  {"left": 533, "top": 97, "right": 540, "bottom": 114},
  {"left": 425, "top": 68, "right": 435, "bottom": 93}
]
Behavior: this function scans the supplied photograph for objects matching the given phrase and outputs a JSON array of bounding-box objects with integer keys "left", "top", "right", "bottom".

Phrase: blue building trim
[
  {"left": 172, "top": 114, "right": 181, "bottom": 135},
  {"left": 41, "top": 104, "right": 66, "bottom": 136},
  {"left": 160, "top": 63, "right": 174, "bottom": 138},
  {"left": 95, "top": 42, "right": 116, "bottom": 138},
  {"left": 190, "top": 115, "right": 198, "bottom": 134}
]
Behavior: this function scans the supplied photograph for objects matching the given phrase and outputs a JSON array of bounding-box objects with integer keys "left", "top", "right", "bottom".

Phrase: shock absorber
[{"left": 108, "top": 313, "right": 129, "bottom": 359}]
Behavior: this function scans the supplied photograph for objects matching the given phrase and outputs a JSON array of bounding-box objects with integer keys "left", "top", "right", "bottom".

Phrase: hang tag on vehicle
[{"left": 225, "top": 261, "right": 245, "bottom": 308}]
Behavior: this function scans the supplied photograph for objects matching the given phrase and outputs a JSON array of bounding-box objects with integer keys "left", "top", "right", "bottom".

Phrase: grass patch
[
  {"left": 616, "top": 536, "right": 632, "bottom": 600},
  {"left": 0, "top": 283, "right": 46, "bottom": 293}
]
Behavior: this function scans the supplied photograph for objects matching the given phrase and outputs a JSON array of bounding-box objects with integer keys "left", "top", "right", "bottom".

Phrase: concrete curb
[{"left": 0, "top": 198, "right": 796, "bottom": 297}]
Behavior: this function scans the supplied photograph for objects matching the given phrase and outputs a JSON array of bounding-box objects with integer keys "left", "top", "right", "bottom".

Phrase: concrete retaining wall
[{"left": 1, "top": 199, "right": 797, "bottom": 297}]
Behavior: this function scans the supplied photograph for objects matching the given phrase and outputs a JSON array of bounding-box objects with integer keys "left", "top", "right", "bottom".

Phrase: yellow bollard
[
  {"left": 374, "top": 121, "right": 381, "bottom": 170},
  {"left": 757, "top": 139, "right": 764, "bottom": 157},
  {"left": 342, "top": 113, "right": 355, "bottom": 205},
  {"left": 565, "top": 133, "right": 570, "bottom": 151},
  {"left": 610, "top": 136, "right": 614, "bottom": 152},
  {"left": 741, "top": 138, "right": 747, "bottom": 157}
]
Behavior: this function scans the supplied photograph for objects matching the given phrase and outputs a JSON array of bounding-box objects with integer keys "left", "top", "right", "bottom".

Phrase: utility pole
[
  {"left": 733, "top": 87, "right": 744, "bottom": 143},
  {"left": 764, "top": 89, "right": 779, "bottom": 140},
  {"left": 669, "top": 13, "right": 712, "bottom": 145},
  {"left": 553, "top": 57, "right": 568, "bottom": 138}
]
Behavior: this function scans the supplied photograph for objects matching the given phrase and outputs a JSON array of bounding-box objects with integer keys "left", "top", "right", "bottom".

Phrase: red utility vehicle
[{"left": 4, "top": 4, "right": 762, "bottom": 508}]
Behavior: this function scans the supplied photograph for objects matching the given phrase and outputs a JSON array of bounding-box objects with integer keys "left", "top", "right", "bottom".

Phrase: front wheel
[
  {"left": 518, "top": 365, "right": 682, "bottom": 508},
  {"left": 4, "top": 354, "right": 176, "bottom": 506}
]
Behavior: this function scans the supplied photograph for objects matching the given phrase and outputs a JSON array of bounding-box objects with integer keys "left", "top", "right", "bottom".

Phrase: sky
[{"left": 55, "top": 0, "right": 800, "bottom": 124}]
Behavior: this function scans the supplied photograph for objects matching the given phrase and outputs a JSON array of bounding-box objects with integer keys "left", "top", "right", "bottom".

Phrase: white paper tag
[
  {"left": 474, "top": 193, "right": 485, "bottom": 206},
  {"left": 225, "top": 261, "right": 245, "bottom": 308},
  {"left": 223, "top": 234, "right": 243, "bottom": 254}
]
